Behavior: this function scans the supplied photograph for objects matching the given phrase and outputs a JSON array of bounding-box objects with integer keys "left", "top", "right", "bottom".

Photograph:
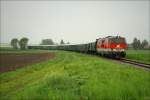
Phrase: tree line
[
  {"left": 131, "top": 37, "right": 149, "bottom": 50},
  {"left": 11, "top": 37, "right": 28, "bottom": 50},
  {"left": 40, "top": 39, "right": 69, "bottom": 45},
  {"left": 10, "top": 38, "right": 69, "bottom": 49}
]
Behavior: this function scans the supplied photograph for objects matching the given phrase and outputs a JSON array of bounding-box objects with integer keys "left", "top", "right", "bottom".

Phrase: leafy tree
[
  {"left": 60, "top": 40, "right": 64, "bottom": 44},
  {"left": 132, "top": 38, "right": 149, "bottom": 49},
  {"left": 41, "top": 39, "right": 54, "bottom": 45},
  {"left": 141, "top": 39, "right": 148, "bottom": 49},
  {"left": 137, "top": 39, "right": 141, "bottom": 49},
  {"left": 11, "top": 38, "right": 18, "bottom": 49},
  {"left": 132, "top": 38, "right": 138, "bottom": 49},
  {"left": 19, "top": 37, "right": 29, "bottom": 50}
]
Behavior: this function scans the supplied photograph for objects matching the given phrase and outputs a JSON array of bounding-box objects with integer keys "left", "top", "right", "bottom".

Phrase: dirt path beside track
[{"left": 0, "top": 53, "right": 55, "bottom": 73}]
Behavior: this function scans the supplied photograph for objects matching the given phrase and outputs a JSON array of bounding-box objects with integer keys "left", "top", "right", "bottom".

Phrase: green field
[
  {"left": 0, "top": 50, "right": 150, "bottom": 100},
  {"left": 126, "top": 50, "right": 150, "bottom": 64}
]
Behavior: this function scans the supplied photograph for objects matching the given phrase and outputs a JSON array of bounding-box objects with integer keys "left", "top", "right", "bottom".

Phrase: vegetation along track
[{"left": 120, "top": 58, "right": 150, "bottom": 69}]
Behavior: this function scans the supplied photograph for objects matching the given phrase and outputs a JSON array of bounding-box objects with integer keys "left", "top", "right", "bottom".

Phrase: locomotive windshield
[{"left": 111, "top": 37, "right": 126, "bottom": 44}]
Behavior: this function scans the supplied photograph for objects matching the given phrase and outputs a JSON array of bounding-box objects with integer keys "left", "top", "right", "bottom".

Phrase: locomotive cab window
[{"left": 111, "top": 38, "right": 126, "bottom": 44}]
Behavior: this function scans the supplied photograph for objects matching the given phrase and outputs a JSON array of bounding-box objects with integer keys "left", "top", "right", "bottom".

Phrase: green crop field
[
  {"left": 0, "top": 50, "right": 150, "bottom": 100},
  {"left": 126, "top": 50, "right": 150, "bottom": 64}
]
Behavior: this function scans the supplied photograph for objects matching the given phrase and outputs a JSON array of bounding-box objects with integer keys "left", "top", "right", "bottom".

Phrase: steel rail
[{"left": 120, "top": 58, "right": 150, "bottom": 69}]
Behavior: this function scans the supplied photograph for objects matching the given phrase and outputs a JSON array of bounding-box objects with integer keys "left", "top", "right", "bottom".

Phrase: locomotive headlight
[
  {"left": 112, "top": 48, "right": 124, "bottom": 52},
  {"left": 113, "top": 49, "right": 117, "bottom": 51}
]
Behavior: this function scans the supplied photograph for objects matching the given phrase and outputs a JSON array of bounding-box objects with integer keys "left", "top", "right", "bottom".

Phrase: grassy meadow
[
  {"left": 126, "top": 50, "right": 150, "bottom": 64},
  {"left": 0, "top": 50, "right": 150, "bottom": 100}
]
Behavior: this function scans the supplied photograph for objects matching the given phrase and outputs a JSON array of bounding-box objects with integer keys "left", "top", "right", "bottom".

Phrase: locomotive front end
[{"left": 110, "top": 36, "right": 127, "bottom": 57}]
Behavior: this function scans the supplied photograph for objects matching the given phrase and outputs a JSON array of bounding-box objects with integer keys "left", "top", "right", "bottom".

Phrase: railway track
[{"left": 120, "top": 58, "right": 150, "bottom": 69}]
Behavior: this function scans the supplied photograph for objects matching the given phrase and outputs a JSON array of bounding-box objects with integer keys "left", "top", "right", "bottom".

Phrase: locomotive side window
[
  {"left": 102, "top": 40, "right": 105, "bottom": 44},
  {"left": 98, "top": 40, "right": 101, "bottom": 44}
]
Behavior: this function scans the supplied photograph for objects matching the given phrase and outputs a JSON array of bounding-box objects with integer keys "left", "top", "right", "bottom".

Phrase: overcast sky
[{"left": 0, "top": 0, "right": 149, "bottom": 44}]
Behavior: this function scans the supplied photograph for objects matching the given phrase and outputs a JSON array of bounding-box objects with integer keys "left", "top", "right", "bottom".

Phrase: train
[{"left": 28, "top": 36, "right": 127, "bottom": 58}]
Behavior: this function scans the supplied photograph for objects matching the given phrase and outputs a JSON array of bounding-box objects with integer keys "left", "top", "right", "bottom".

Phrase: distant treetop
[{"left": 41, "top": 39, "right": 54, "bottom": 45}]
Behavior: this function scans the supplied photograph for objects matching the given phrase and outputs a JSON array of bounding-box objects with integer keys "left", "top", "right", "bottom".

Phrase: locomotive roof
[{"left": 97, "top": 36, "right": 124, "bottom": 40}]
